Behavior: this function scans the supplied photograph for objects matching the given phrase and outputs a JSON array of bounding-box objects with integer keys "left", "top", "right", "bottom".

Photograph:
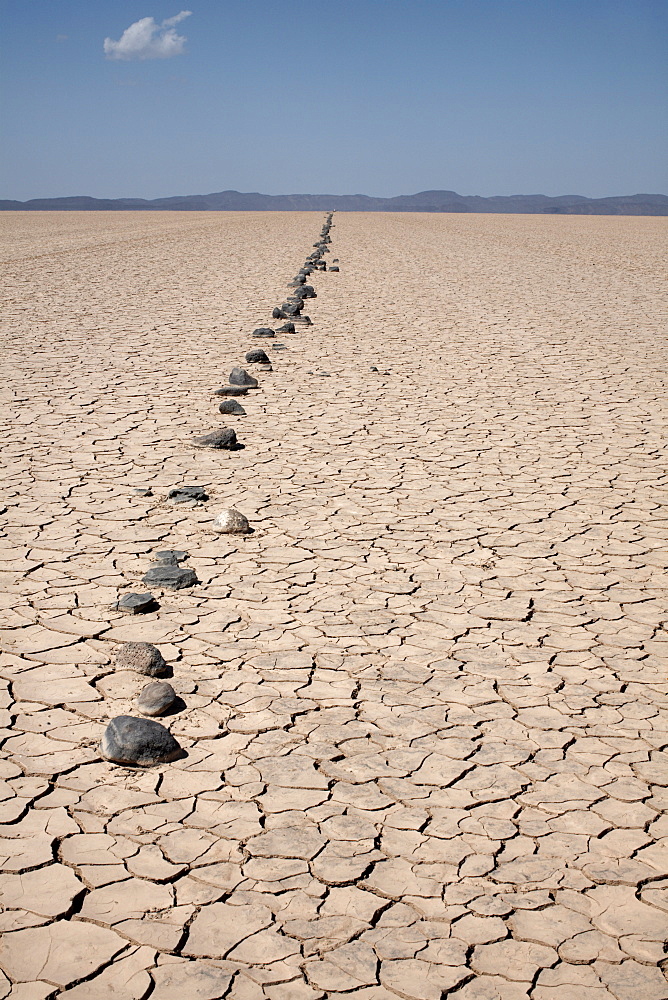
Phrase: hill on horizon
[{"left": 1, "top": 189, "right": 667, "bottom": 215}]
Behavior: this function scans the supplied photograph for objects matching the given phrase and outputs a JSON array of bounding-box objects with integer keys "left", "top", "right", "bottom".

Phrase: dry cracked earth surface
[{"left": 0, "top": 210, "right": 666, "bottom": 1000}]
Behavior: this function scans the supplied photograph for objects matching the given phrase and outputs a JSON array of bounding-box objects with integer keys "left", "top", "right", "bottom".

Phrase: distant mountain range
[{"left": 1, "top": 189, "right": 667, "bottom": 215}]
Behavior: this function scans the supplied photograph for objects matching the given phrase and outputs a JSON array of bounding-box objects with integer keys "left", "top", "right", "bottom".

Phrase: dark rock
[
  {"left": 245, "top": 349, "right": 269, "bottom": 363},
  {"left": 137, "top": 681, "right": 177, "bottom": 717},
  {"left": 272, "top": 307, "right": 287, "bottom": 319},
  {"left": 370, "top": 366, "right": 379, "bottom": 372},
  {"left": 114, "top": 641, "right": 168, "bottom": 676},
  {"left": 219, "top": 399, "right": 246, "bottom": 415},
  {"left": 142, "top": 565, "right": 198, "bottom": 590},
  {"left": 192, "top": 428, "right": 239, "bottom": 450},
  {"left": 281, "top": 302, "right": 303, "bottom": 316},
  {"left": 329, "top": 266, "right": 339, "bottom": 272},
  {"left": 276, "top": 323, "right": 296, "bottom": 334},
  {"left": 229, "top": 368, "right": 258, "bottom": 388},
  {"left": 168, "top": 486, "right": 208, "bottom": 502},
  {"left": 213, "top": 385, "right": 248, "bottom": 396},
  {"left": 117, "top": 592, "right": 156, "bottom": 614},
  {"left": 272, "top": 344, "right": 287, "bottom": 350},
  {"left": 252, "top": 327, "right": 275, "bottom": 338},
  {"left": 153, "top": 550, "right": 189, "bottom": 565},
  {"left": 100, "top": 715, "right": 182, "bottom": 766}
]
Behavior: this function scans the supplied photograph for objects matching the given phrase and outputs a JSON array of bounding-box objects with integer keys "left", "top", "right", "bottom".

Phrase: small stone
[
  {"left": 114, "top": 642, "right": 168, "bottom": 676},
  {"left": 137, "top": 681, "right": 177, "bottom": 717},
  {"left": 276, "top": 323, "right": 296, "bottom": 334},
  {"left": 370, "top": 366, "right": 379, "bottom": 371},
  {"left": 153, "top": 550, "right": 189, "bottom": 565},
  {"left": 272, "top": 344, "right": 287, "bottom": 350},
  {"left": 281, "top": 302, "right": 303, "bottom": 316},
  {"left": 168, "top": 486, "right": 208, "bottom": 503},
  {"left": 100, "top": 715, "right": 182, "bottom": 766},
  {"left": 229, "top": 368, "right": 258, "bottom": 388},
  {"left": 212, "top": 508, "right": 251, "bottom": 534},
  {"left": 245, "top": 349, "right": 269, "bottom": 363},
  {"left": 133, "top": 488, "right": 153, "bottom": 496},
  {"left": 330, "top": 266, "right": 340, "bottom": 271},
  {"left": 117, "top": 592, "right": 156, "bottom": 614},
  {"left": 252, "top": 327, "right": 275, "bottom": 338},
  {"left": 192, "top": 428, "right": 238, "bottom": 450},
  {"left": 218, "top": 399, "right": 246, "bottom": 415},
  {"left": 272, "top": 307, "right": 287, "bottom": 319},
  {"left": 213, "top": 385, "right": 248, "bottom": 396},
  {"left": 142, "top": 566, "right": 198, "bottom": 590}
]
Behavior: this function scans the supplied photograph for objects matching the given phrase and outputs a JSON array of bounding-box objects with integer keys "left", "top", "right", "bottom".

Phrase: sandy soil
[{"left": 0, "top": 210, "right": 667, "bottom": 999}]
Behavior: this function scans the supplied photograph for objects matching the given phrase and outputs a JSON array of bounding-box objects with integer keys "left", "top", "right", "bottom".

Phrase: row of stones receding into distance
[
  {"left": 198, "top": 212, "right": 338, "bottom": 448},
  {"left": 102, "top": 214, "right": 337, "bottom": 766}
]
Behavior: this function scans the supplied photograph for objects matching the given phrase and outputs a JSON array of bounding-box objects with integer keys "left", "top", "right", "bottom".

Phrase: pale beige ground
[{"left": 0, "top": 211, "right": 667, "bottom": 1000}]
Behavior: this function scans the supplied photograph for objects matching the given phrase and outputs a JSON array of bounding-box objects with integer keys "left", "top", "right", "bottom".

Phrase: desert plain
[{"left": 0, "top": 210, "right": 667, "bottom": 999}]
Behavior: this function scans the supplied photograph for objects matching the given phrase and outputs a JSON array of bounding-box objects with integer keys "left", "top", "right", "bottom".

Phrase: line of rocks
[{"left": 102, "top": 213, "right": 338, "bottom": 767}]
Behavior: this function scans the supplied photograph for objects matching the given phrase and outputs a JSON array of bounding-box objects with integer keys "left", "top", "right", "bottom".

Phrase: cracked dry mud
[{"left": 0, "top": 211, "right": 667, "bottom": 1000}]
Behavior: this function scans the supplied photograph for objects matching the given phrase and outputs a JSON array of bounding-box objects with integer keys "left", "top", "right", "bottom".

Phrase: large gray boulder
[
  {"left": 245, "top": 349, "right": 269, "bottom": 363},
  {"left": 168, "top": 486, "right": 208, "bottom": 502},
  {"left": 114, "top": 641, "right": 168, "bottom": 676},
  {"left": 142, "top": 565, "right": 198, "bottom": 590},
  {"left": 229, "top": 368, "right": 258, "bottom": 388},
  {"left": 219, "top": 399, "right": 246, "bottom": 415},
  {"left": 137, "top": 681, "right": 177, "bottom": 717},
  {"left": 192, "top": 428, "right": 238, "bottom": 450},
  {"left": 100, "top": 716, "right": 182, "bottom": 766},
  {"left": 117, "top": 592, "right": 155, "bottom": 614},
  {"left": 213, "top": 385, "right": 248, "bottom": 396}
]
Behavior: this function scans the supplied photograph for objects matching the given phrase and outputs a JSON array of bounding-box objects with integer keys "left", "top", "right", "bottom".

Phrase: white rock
[{"left": 212, "top": 508, "right": 250, "bottom": 534}]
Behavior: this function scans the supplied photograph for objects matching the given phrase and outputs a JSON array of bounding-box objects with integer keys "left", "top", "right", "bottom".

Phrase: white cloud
[
  {"left": 104, "top": 11, "right": 192, "bottom": 61},
  {"left": 162, "top": 11, "right": 191, "bottom": 27}
]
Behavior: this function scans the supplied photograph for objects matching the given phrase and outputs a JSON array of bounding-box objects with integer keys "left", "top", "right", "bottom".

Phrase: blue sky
[{"left": 1, "top": 0, "right": 666, "bottom": 200}]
